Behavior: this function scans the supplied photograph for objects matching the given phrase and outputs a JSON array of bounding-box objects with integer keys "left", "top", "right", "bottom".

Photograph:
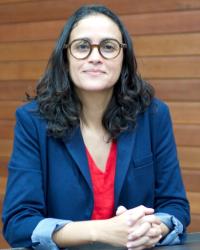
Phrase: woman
[{"left": 2, "top": 5, "right": 190, "bottom": 250}]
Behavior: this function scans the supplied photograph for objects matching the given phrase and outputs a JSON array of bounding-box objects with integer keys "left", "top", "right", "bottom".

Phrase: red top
[{"left": 86, "top": 141, "right": 117, "bottom": 220}]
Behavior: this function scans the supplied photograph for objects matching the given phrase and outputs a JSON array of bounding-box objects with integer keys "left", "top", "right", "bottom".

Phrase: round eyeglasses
[{"left": 64, "top": 39, "right": 127, "bottom": 60}]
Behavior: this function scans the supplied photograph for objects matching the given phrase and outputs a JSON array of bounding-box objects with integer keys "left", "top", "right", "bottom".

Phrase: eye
[
  {"left": 101, "top": 40, "right": 118, "bottom": 52},
  {"left": 73, "top": 40, "right": 90, "bottom": 52}
]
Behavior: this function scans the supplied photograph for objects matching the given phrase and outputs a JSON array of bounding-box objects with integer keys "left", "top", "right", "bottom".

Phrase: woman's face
[{"left": 67, "top": 14, "right": 124, "bottom": 93}]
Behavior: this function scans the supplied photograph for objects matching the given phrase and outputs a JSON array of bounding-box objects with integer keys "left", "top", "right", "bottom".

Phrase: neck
[{"left": 76, "top": 88, "right": 113, "bottom": 131}]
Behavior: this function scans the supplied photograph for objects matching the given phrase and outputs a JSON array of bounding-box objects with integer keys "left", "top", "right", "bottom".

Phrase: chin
[
  {"left": 84, "top": 87, "right": 109, "bottom": 92},
  {"left": 78, "top": 82, "right": 111, "bottom": 91}
]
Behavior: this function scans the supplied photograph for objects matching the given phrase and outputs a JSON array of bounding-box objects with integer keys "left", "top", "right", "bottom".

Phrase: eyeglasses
[{"left": 64, "top": 39, "right": 127, "bottom": 60}]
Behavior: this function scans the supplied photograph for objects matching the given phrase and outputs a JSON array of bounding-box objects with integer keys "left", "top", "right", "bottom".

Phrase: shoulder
[
  {"left": 148, "top": 97, "right": 170, "bottom": 117},
  {"left": 145, "top": 98, "right": 173, "bottom": 137},
  {"left": 16, "top": 100, "right": 38, "bottom": 116},
  {"left": 137, "top": 98, "right": 172, "bottom": 131},
  {"left": 15, "top": 100, "right": 47, "bottom": 131}
]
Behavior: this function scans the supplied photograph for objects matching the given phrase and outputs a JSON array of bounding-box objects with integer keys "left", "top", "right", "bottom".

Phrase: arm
[
  {"left": 149, "top": 100, "right": 190, "bottom": 235},
  {"left": 31, "top": 218, "right": 70, "bottom": 250},
  {"left": 52, "top": 206, "right": 155, "bottom": 248},
  {"left": 127, "top": 101, "right": 190, "bottom": 247},
  {"left": 2, "top": 106, "right": 46, "bottom": 247},
  {"left": 3, "top": 107, "right": 101, "bottom": 249}
]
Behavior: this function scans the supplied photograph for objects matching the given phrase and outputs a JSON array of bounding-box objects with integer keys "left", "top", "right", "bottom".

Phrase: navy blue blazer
[{"left": 2, "top": 98, "right": 190, "bottom": 247}]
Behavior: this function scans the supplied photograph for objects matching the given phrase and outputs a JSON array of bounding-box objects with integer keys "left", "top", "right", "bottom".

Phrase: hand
[
  {"left": 101, "top": 205, "right": 154, "bottom": 247},
  {"left": 127, "top": 216, "right": 162, "bottom": 249},
  {"left": 116, "top": 206, "right": 163, "bottom": 249},
  {"left": 127, "top": 217, "right": 170, "bottom": 249}
]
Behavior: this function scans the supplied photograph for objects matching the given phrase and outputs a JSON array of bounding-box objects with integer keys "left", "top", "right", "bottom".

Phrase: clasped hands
[{"left": 106, "top": 205, "right": 166, "bottom": 250}]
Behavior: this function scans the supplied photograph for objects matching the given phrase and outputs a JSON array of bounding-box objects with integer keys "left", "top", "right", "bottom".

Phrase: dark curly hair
[{"left": 31, "top": 4, "right": 154, "bottom": 140}]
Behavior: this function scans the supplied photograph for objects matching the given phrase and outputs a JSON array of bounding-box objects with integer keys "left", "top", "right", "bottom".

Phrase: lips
[{"left": 83, "top": 69, "right": 106, "bottom": 74}]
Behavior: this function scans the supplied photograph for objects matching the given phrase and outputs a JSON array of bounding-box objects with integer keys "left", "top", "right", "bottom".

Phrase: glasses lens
[
  {"left": 100, "top": 39, "right": 120, "bottom": 59},
  {"left": 70, "top": 40, "right": 90, "bottom": 59}
]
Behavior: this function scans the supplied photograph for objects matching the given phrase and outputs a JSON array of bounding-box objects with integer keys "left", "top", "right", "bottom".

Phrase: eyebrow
[{"left": 71, "top": 37, "right": 121, "bottom": 42}]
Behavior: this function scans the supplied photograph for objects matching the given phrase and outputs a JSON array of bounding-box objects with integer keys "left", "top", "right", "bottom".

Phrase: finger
[
  {"left": 128, "top": 247, "right": 144, "bottom": 250},
  {"left": 141, "top": 214, "right": 161, "bottom": 225},
  {"left": 126, "top": 209, "right": 146, "bottom": 226},
  {"left": 146, "top": 226, "right": 162, "bottom": 238},
  {"left": 127, "top": 205, "right": 154, "bottom": 216},
  {"left": 127, "top": 235, "right": 150, "bottom": 248},
  {"left": 116, "top": 206, "right": 127, "bottom": 216},
  {"left": 127, "top": 234, "right": 161, "bottom": 250},
  {"left": 128, "top": 222, "right": 151, "bottom": 240},
  {"left": 145, "top": 234, "right": 162, "bottom": 248}
]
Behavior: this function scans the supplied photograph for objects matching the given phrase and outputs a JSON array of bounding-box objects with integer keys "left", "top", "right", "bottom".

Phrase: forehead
[{"left": 69, "top": 14, "right": 122, "bottom": 42}]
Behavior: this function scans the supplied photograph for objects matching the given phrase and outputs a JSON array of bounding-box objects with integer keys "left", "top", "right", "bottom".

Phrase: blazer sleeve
[
  {"left": 2, "top": 106, "right": 46, "bottom": 247},
  {"left": 149, "top": 100, "right": 190, "bottom": 230}
]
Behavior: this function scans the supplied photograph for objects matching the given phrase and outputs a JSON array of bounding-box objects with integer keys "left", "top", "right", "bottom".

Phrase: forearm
[
  {"left": 53, "top": 206, "right": 154, "bottom": 248},
  {"left": 52, "top": 219, "right": 107, "bottom": 248}
]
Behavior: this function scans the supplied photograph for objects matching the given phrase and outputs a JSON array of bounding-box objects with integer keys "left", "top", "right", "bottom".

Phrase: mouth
[{"left": 83, "top": 69, "right": 106, "bottom": 76}]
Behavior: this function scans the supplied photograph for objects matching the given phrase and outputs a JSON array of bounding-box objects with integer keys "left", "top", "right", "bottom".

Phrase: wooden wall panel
[
  {"left": 0, "top": 20, "right": 64, "bottom": 42},
  {"left": 0, "top": 80, "right": 35, "bottom": 101},
  {"left": 139, "top": 56, "right": 200, "bottom": 79},
  {"left": 151, "top": 79, "right": 200, "bottom": 102},
  {"left": 134, "top": 33, "right": 200, "bottom": 56},
  {"left": 168, "top": 102, "right": 200, "bottom": 124},
  {"left": 178, "top": 147, "right": 200, "bottom": 170},
  {"left": 188, "top": 193, "right": 200, "bottom": 214},
  {"left": 1, "top": 79, "right": 199, "bottom": 102},
  {"left": 1, "top": 56, "right": 200, "bottom": 81},
  {"left": 0, "top": 0, "right": 200, "bottom": 24},
  {"left": 174, "top": 125, "right": 200, "bottom": 147},
  {"left": 0, "top": 164, "right": 7, "bottom": 177},
  {"left": 0, "top": 0, "right": 200, "bottom": 246},
  {"left": 0, "top": 101, "right": 22, "bottom": 119},
  {"left": 0, "top": 41, "right": 54, "bottom": 61},
  {"left": 0, "top": 157, "right": 9, "bottom": 170},
  {"left": 183, "top": 170, "right": 200, "bottom": 193},
  {"left": 0, "top": 120, "right": 15, "bottom": 139},
  {"left": 1, "top": 33, "right": 200, "bottom": 62},
  {"left": 1, "top": 10, "right": 200, "bottom": 43},
  {"left": 0, "top": 140, "right": 13, "bottom": 158},
  {"left": 0, "top": 61, "right": 45, "bottom": 80},
  {"left": 0, "top": 0, "right": 33, "bottom": 4},
  {"left": 122, "top": 10, "right": 200, "bottom": 35},
  {"left": 188, "top": 215, "right": 200, "bottom": 232}
]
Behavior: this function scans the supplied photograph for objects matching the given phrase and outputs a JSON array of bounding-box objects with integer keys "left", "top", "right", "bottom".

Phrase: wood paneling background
[{"left": 0, "top": 0, "right": 200, "bottom": 247}]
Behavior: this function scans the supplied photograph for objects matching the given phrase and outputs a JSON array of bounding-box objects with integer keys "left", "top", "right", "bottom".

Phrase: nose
[{"left": 88, "top": 47, "right": 102, "bottom": 63}]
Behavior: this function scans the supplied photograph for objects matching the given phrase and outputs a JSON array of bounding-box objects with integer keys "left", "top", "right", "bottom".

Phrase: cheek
[
  {"left": 111, "top": 57, "right": 123, "bottom": 79},
  {"left": 68, "top": 59, "right": 81, "bottom": 81}
]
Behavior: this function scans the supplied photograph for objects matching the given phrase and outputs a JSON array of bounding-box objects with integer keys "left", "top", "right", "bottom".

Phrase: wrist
[
  {"left": 91, "top": 219, "right": 111, "bottom": 244},
  {"left": 160, "top": 222, "right": 170, "bottom": 238},
  {"left": 89, "top": 222, "right": 98, "bottom": 243}
]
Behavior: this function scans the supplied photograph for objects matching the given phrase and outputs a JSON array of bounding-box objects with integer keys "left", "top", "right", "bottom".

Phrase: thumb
[{"left": 116, "top": 205, "right": 127, "bottom": 216}]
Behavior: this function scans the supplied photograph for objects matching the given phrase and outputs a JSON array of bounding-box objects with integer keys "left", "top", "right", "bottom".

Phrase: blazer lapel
[
  {"left": 63, "top": 127, "right": 93, "bottom": 192},
  {"left": 114, "top": 129, "right": 136, "bottom": 209},
  {"left": 63, "top": 126, "right": 136, "bottom": 207}
]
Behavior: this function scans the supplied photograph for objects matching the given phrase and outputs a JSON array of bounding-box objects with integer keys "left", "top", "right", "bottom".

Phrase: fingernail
[{"left": 127, "top": 243, "right": 131, "bottom": 248}]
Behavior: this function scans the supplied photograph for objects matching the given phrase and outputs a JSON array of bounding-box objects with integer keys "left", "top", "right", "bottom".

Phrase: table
[{"left": 1, "top": 232, "right": 200, "bottom": 250}]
